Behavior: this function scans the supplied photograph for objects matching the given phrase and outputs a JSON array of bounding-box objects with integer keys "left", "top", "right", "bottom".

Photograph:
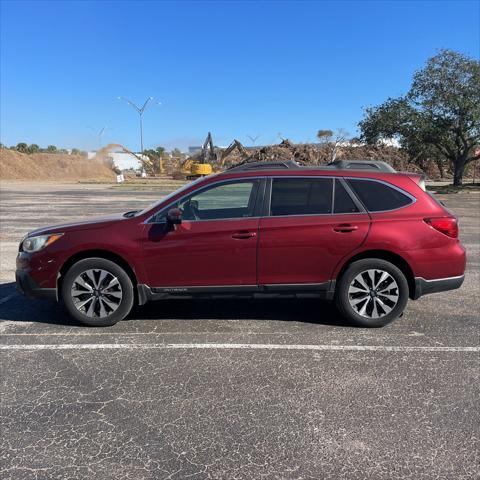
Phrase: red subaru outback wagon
[{"left": 16, "top": 160, "right": 465, "bottom": 327}]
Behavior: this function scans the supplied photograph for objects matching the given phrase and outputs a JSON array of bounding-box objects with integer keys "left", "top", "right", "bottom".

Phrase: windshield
[{"left": 136, "top": 177, "right": 206, "bottom": 216}]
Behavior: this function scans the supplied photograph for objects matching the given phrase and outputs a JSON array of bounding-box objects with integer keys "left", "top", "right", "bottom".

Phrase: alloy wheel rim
[
  {"left": 71, "top": 269, "right": 123, "bottom": 318},
  {"left": 348, "top": 269, "right": 399, "bottom": 319}
]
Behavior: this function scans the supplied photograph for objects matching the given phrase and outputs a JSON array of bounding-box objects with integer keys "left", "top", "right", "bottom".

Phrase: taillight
[{"left": 424, "top": 217, "right": 458, "bottom": 238}]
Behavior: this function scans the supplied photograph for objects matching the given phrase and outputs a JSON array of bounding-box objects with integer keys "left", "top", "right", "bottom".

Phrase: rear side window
[
  {"left": 348, "top": 179, "right": 413, "bottom": 212},
  {"left": 334, "top": 180, "right": 359, "bottom": 213},
  {"left": 270, "top": 178, "right": 333, "bottom": 216}
]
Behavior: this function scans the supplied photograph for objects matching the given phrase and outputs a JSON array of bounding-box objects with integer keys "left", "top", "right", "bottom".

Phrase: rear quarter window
[{"left": 347, "top": 179, "right": 414, "bottom": 212}]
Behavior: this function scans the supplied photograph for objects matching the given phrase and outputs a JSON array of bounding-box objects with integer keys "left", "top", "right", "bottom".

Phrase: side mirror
[{"left": 166, "top": 208, "right": 182, "bottom": 226}]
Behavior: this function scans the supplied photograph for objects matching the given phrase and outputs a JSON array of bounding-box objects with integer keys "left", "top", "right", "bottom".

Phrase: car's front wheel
[
  {"left": 335, "top": 258, "right": 409, "bottom": 327},
  {"left": 61, "top": 257, "right": 134, "bottom": 326}
]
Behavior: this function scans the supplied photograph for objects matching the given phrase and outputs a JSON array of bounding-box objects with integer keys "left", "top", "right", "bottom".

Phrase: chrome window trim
[
  {"left": 147, "top": 216, "right": 264, "bottom": 225},
  {"left": 266, "top": 175, "right": 369, "bottom": 218},
  {"left": 144, "top": 173, "right": 416, "bottom": 224},
  {"left": 331, "top": 177, "right": 336, "bottom": 214},
  {"left": 338, "top": 177, "right": 365, "bottom": 213},
  {"left": 262, "top": 211, "right": 369, "bottom": 219},
  {"left": 144, "top": 177, "right": 263, "bottom": 224}
]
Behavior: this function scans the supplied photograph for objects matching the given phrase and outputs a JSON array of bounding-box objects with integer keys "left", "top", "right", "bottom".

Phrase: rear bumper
[
  {"left": 413, "top": 275, "right": 465, "bottom": 300},
  {"left": 16, "top": 270, "right": 56, "bottom": 301}
]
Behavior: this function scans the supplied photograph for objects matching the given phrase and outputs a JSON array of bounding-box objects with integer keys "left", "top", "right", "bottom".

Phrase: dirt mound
[
  {"left": 242, "top": 140, "right": 326, "bottom": 165},
  {"left": 228, "top": 141, "right": 442, "bottom": 178},
  {"left": 0, "top": 150, "right": 116, "bottom": 181}
]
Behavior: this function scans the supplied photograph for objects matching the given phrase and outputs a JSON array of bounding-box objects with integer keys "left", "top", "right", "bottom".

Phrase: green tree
[
  {"left": 71, "top": 148, "right": 81, "bottom": 155},
  {"left": 316, "top": 130, "right": 333, "bottom": 142},
  {"left": 28, "top": 144, "right": 40, "bottom": 154},
  {"left": 171, "top": 148, "right": 184, "bottom": 160},
  {"left": 15, "top": 142, "right": 29, "bottom": 153},
  {"left": 46, "top": 145, "right": 57, "bottom": 153},
  {"left": 359, "top": 50, "right": 480, "bottom": 185}
]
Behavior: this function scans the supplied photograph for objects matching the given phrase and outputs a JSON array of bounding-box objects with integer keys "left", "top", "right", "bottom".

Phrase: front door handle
[
  {"left": 232, "top": 231, "right": 256, "bottom": 239},
  {"left": 333, "top": 224, "right": 359, "bottom": 233}
]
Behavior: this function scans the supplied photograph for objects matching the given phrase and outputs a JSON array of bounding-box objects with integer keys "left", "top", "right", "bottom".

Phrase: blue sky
[{"left": 1, "top": 0, "right": 479, "bottom": 152}]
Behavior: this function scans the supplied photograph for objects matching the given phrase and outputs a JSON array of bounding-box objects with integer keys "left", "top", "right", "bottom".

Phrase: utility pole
[{"left": 118, "top": 96, "right": 160, "bottom": 153}]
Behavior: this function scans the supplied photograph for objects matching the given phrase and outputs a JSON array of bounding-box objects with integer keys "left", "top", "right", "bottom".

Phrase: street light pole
[
  {"left": 118, "top": 96, "right": 159, "bottom": 153},
  {"left": 139, "top": 115, "right": 144, "bottom": 154}
]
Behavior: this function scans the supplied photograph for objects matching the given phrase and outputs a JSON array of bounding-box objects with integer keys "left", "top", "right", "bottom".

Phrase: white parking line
[{"left": 0, "top": 343, "right": 478, "bottom": 352}]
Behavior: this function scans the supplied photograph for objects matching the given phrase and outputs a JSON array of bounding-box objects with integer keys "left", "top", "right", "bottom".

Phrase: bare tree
[{"left": 317, "top": 128, "right": 350, "bottom": 162}]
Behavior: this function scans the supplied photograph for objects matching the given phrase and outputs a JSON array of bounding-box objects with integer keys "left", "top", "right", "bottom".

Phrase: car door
[
  {"left": 258, "top": 177, "right": 371, "bottom": 285},
  {"left": 142, "top": 178, "right": 263, "bottom": 287}
]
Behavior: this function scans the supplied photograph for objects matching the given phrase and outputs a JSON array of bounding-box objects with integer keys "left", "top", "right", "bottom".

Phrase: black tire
[
  {"left": 335, "top": 258, "right": 409, "bottom": 327},
  {"left": 61, "top": 257, "right": 134, "bottom": 327}
]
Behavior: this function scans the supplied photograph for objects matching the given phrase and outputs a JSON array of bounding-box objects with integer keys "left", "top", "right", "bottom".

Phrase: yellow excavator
[
  {"left": 181, "top": 132, "right": 217, "bottom": 178},
  {"left": 181, "top": 133, "right": 250, "bottom": 178}
]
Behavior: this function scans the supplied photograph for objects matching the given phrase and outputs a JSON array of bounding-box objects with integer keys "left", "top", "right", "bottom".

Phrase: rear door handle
[
  {"left": 333, "top": 224, "right": 359, "bottom": 233},
  {"left": 232, "top": 231, "right": 256, "bottom": 239}
]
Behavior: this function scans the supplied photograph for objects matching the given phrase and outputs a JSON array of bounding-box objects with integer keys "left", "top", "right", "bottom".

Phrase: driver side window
[{"left": 151, "top": 180, "right": 259, "bottom": 222}]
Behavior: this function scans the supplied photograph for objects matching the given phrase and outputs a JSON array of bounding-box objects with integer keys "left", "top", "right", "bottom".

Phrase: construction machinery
[
  {"left": 181, "top": 132, "right": 217, "bottom": 178},
  {"left": 180, "top": 133, "right": 251, "bottom": 178},
  {"left": 219, "top": 139, "right": 249, "bottom": 167}
]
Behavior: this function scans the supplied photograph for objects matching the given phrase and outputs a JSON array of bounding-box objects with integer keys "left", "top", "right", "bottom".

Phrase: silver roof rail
[{"left": 224, "top": 159, "right": 396, "bottom": 173}]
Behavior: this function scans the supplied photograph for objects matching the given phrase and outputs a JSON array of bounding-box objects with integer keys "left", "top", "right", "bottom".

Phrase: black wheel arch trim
[
  {"left": 57, "top": 249, "right": 139, "bottom": 299},
  {"left": 334, "top": 249, "right": 416, "bottom": 299}
]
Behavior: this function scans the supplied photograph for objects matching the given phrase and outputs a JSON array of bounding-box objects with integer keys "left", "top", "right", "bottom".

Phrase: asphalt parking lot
[{"left": 0, "top": 182, "right": 479, "bottom": 480}]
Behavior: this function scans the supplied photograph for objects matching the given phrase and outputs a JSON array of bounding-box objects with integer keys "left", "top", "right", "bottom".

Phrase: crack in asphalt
[{"left": 1, "top": 186, "right": 478, "bottom": 479}]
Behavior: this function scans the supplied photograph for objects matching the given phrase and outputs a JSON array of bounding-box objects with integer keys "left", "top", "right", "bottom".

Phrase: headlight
[{"left": 22, "top": 233, "right": 63, "bottom": 252}]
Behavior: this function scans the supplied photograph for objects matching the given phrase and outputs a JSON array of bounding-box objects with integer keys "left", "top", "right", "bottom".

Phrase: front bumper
[
  {"left": 16, "top": 270, "right": 56, "bottom": 301},
  {"left": 413, "top": 275, "right": 465, "bottom": 300}
]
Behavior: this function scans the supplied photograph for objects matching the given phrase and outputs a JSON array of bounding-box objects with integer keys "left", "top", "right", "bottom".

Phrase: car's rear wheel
[
  {"left": 61, "top": 257, "right": 134, "bottom": 326},
  {"left": 335, "top": 258, "right": 409, "bottom": 327}
]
